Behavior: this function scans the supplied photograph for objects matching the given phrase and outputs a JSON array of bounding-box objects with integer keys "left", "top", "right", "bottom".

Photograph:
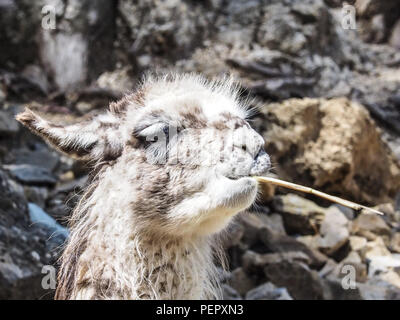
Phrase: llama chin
[{"left": 16, "top": 73, "right": 270, "bottom": 300}]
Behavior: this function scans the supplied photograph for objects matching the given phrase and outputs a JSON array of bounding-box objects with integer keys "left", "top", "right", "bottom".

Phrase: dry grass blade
[{"left": 254, "top": 176, "right": 384, "bottom": 216}]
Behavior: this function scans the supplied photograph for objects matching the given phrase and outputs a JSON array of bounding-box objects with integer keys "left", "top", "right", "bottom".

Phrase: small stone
[
  {"left": 237, "top": 213, "right": 267, "bottom": 246},
  {"left": 380, "top": 271, "right": 400, "bottom": 289},
  {"left": 389, "top": 19, "right": 400, "bottom": 49},
  {"left": 273, "top": 193, "right": 326, "bottom": 235},
  {"left": 222, "top": 284, "right": 242, "bottom": 300},
  {"left": 30, "top": 251, "right": 40, "bottom": 262},
  {"left": 357, "top": 280, "right": 400, "bottom": 300},
  {"left": 227, "top": 267, "right": 256, "bottom": 296},
  {"left": 259, "top": 225, "right": 327, "bottom": 268},
  {"left": 349, "top": 236, "right": 368, "bottom": 252},
  {"left": 317, "top": 206, "right": 349, "bottom": 255},
  {"left": 258, "top": 213, "right": 286, "bottom": 236},
  {"left": 391, "top": 233, "right": 400, "bottom": 253},
  {"left": 242, "top": 250, "right": 311, "bottom": 271},
  {"left": 245, "top": 282, "right": 292, "bottom": 300},
  {"left": 221, "top": 222, "right": 244, "bottom": 249},
  {"left": 368, "top": 254, "right": 400, "bottom": 277},
  {"left": 351, "top": 213, "right": 391, "bottom": 237},
  {"left": 334, "top": 251, "right": 368, "bottom": 283},
  {"left": 362, "top": 237, "right": 391, "bottom": 262},
  {"left": 0, "top": 110, "right": 19, "bottom": 135},
  {"left": 333, "top": 204, "right": 355, "bottom": 220}
]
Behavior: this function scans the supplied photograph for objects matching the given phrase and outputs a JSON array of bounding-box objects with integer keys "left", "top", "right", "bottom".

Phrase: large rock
[
  {"left": 4, "top": 164, "right": 57, "bottom": 186},
  {"left": 355, "top": 0, "right": 400, "bottom": 44},
  {"left": 0, "top": 0, "right": 116, "bottom": 92},
  {"left": 261, "top": 98, "right": 400, "bottom": 205},
  {"left": 0, "top": 0, "right": 42, "bottom": 70},
  {"left": 39, "top": 0, "right": 116, "bottom": 91},
  {"left": 117, "top": 0, "right": 217, "bottom": 68}
]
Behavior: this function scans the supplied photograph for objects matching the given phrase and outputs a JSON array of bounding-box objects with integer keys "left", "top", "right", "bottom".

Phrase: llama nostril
[{"left": 250, "top": 149, "right": 271, "bottom": 175}]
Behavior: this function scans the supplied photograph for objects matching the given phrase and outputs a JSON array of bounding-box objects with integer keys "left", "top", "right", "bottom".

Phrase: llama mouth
[{"left": 226, "top": 174, "right": 253, "bottom": 181}]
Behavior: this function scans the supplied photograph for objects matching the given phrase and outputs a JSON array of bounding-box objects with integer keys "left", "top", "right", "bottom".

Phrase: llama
[{"left": 16, "top": 74, "right": 271, "bottom": 299}]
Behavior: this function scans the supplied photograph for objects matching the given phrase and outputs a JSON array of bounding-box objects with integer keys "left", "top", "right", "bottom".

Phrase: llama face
[
  {"left": 129, "top": 107, "right": 270, "bottom": 236},
  {"left": 16, "top": 75, "right": 270, "bottom": 238}
]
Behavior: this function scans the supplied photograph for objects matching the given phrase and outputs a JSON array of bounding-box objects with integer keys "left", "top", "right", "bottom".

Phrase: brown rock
[
  {"left": 360, "top": 237, "right": 391, "bottom": 262},
  {"left": 349, "top": 236, "right": 368, "bottom": 252},
  {"left": 351, "top": 213, "right": 391, "bottom": 236},
  {"left": 227, "top": 267, "right": 256, "bottom": 296},
  {"left": 391, "top": 233, "right": 400, "bottom": 253},
  {"left": 261, "top": 98, "right": 400, "bottom": 205}
]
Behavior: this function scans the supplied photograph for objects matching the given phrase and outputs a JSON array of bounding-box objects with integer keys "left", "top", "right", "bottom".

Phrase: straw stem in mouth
[{"left": 254, "top": 176, "right": 384, "bottom": 216}]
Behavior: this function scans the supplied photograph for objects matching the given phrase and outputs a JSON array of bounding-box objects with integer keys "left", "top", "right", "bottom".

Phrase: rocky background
[{"left": 1, "top": 0, "right": 400, "bottom": 300}]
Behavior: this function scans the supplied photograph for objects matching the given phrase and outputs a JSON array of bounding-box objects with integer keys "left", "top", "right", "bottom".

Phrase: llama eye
[{"left": 147, "top": 136, "right": 158, "bottom": 143}]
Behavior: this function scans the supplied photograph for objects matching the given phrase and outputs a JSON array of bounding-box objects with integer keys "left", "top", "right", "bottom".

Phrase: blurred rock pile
[{"left": 1, "top": 0, "right": 400, "bottom": 299}]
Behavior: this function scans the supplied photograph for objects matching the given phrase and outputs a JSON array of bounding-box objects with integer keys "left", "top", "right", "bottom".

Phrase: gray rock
[
  {"left": 227, "top": 267, "right": 256, "bottom": 296},
  {"left": 246, "top": 282, "right": 292, "bottom": 300},
  {"left": 258, "top": 213, "right": 286, "bottom": 236},
  {"left": 4, "top": 164, "right": 57, "bottom": 186},
  {"left": 222, "top": 284, "right": 242, "bottom": 300},
  {"left": 221, "top": 222, "right": 244, "bottom": 249},
  {"left": 13, "top": 146, "right": 59, "bottom": 173},
  {"left": 0, "top": 168, "right": 63, "bottom": 299},
  {"left": 263, "top": 259, "right": 325, "bottom": 300},
  {"left": 258, "top": 225, "right": 327, "bottom": 269},
  {"left": 28, "top": 203, "right": 69, "bottom": 240},
  {"left": 0, "top": 110, "right": 19, "bottom": 135},
  {"left": 317, "top": 206, "right": 350, "bottom": 255},
  {"left": 272, "top": 194, "right": 326, "bottom": 235},
  {"left": 357, "top": 278, "right": 400, "bottom": 300}
]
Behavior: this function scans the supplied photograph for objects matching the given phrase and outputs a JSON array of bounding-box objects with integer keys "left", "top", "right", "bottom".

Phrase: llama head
[{"left": 16, "top": 74, "right": 270, "bottom": 238}]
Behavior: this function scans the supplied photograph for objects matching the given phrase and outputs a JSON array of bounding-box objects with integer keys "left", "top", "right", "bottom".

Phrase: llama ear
[{"left": 15, "top": 108, "right": 123, "bottom": 161}]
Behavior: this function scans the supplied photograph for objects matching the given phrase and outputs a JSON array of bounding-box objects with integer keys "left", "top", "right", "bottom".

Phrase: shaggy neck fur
[{"left": 55, "top": 164, "right": 222, "bottom": 300}]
